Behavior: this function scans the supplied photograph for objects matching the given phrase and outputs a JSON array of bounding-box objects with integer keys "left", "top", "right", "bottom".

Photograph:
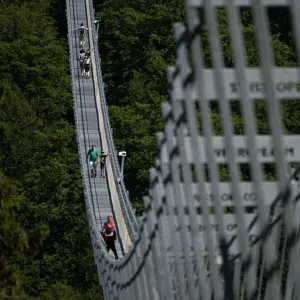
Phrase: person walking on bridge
[
  {"left": 101, "top": 216, "right": 118, "bottom": 259},
  {"left": 78, "top": 52, "right": 85, "bottom": 77},
  {"left": 99, "top": 151, "right": 109, "bottom": 178},
  {"left": 83, "top": 56, "right": 91, "bottom": 79},
  {"left": 76, "top": 23, "right": 91, "bottom": 39},
  {"left": 87, "top": 145, "right": 99, "bottom": 177},
  {"left": 85, "top": 48, "right": 94, "bottom": 59},
  {"left": 72, "top": 23, "right": 91, "bottom": 49}
]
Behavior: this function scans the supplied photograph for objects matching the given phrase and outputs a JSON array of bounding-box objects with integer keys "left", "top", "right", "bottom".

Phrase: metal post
[
  {"left": 121, "top": 156, "right": 125, "bottom": 178},
  {"left": 94, "top": 19, "right": 99, "bottom": 43},
  {"left": 118, "top": 151, "right": 126, "bottom": 180}
]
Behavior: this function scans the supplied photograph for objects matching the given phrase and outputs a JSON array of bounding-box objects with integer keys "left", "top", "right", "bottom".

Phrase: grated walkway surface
[{"left": 67, "top": 0, "right": 123, "bottom": 259}]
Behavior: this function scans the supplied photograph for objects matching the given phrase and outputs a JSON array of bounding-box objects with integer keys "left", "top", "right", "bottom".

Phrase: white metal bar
[
  {"left": 160, "top": 135, "right": 300, "bottom": 163},
  {"left": 149, "top": 169, "right": 174, "bottom": 299},
  {"left": 180, "top": 68, "right": 300, "bottom": 100},
  {"left": 203, "top": 0, "right": 256, "bottom": 297},
  {"left": 157, "top": 141, "right": 188, "bottom": 299},
  {"left": 163, "top": 90, "right": 208, "bottom": 297},
  {"left": 173, "top": 22, "right": 224, "bottom": 298},
  {"left": 189, "top": 0, "right": 290, "bottom": 6}
]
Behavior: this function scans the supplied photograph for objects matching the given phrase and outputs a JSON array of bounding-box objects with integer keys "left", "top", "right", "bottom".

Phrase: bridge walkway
[{"left": 66, "top": 0, "right": 127, "bottom": 258}]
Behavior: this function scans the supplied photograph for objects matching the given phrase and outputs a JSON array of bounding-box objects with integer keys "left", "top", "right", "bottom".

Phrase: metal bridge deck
[{"left": 66, "top": 0, "right": 123, "bottom": 258}]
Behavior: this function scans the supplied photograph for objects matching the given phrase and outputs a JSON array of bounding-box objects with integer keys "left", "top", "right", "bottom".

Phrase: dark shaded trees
[
  {"left": 0, "top": 173, "right": 47, "bottom": 299},
  {"left": 97, "top": 1, "right": 299, "bottom": 208},
  {"left": 97, "top": 0, "right": 185, "bottom": 204},
  {"left": 0, "top": 0, "right": 102, "bottom": 298}
]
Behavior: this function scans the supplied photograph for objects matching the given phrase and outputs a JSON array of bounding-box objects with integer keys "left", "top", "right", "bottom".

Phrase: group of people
[
  {"left": 87, "top": 145, "right": 109, "bottom": 178},
  {"left": 75, "top": 23, "right": 92, "bottom": 78},
  {"left": 87, "top": 147, "right": 118, "bottom": 259},
  {"left": 79, "top": 48, "right": 92, "bottom": 78}
]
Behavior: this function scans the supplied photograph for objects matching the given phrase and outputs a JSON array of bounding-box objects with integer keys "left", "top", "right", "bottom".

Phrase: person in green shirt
[
  {"left": 87, "top": 145, "right": 99, "bottom": 177},
  {"left": 99, "top": 151, "right": 109, "bottom": 178}
]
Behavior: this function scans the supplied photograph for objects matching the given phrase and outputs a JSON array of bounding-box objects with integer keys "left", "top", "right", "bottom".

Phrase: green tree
[
  {"left": 0, "top": 173, "right": 48, "bottom": 299},
  {"left": 31, "top": 283, "right": 103, "bottom": 300}
]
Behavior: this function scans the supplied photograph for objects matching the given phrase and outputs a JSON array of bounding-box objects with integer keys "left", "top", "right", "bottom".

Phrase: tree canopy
[{"left": 0, "top": 0, "right": 102, "bottom": 298}]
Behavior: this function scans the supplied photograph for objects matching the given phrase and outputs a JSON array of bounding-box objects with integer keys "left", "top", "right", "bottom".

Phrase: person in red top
[
  {"left": 102, "top": 216, "right": 115, "bottom": 231},
  {"left": 101, "top": 216, "right": 118, "bottom": 259}
]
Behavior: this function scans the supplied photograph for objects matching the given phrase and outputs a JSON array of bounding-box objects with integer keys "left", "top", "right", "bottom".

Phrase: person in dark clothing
[
  {"left": 85, "top": 48, "right": 94, "bottom": 59},
  {"left": 101, "top": 222, "right": 107, "bottom": 241},
  {"left": 102, "top": 217, "right": 118, "bottom": 259},
  {"left": 99, "top": 151, "right": 109, "bottom": 178}
]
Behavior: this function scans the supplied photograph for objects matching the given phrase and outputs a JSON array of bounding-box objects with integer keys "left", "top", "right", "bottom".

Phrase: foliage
[
  {"left": 0, "top": 173, "right": 29, "bottom": 299},
  {"left": 28, "top": 283, "right": 103, "bottom": 300},
  {"left": 0, "top": 0, "right": 102, "bottom": 298},
  {"left": 97, "top": 0, "right": 185, "bottom": 204}
]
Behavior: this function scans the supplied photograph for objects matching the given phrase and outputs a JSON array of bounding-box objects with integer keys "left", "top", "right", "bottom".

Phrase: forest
[
  {"left": 0, "top": 0, "right": 101, "bottom": 298},
  {"left": 0, "top": 0, "right": 299, "bottom": 298}
]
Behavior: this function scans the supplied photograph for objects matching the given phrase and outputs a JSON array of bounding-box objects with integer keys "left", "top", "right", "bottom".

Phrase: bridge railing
[
  {"left": 91, "top": 159, "right": 300, "bottom": 300},
  {"left": 86, "top": 0, "right": 139, "bottom": 241}
]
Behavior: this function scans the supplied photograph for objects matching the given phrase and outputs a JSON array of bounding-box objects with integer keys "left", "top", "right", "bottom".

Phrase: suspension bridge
[{"left": 66, "top": 0, "right": 300, "bottom": 299}]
